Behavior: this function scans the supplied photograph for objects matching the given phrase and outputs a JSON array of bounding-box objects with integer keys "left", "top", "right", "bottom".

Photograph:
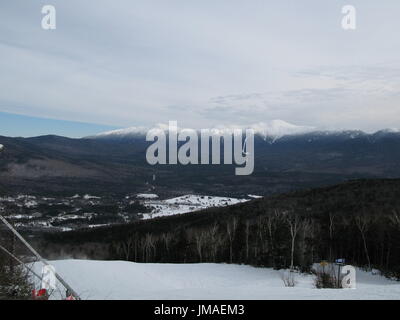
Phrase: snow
[
  {"left": 246, "top": 120, "right": 314, "bottom": 141},
  {"left": 7, "top": 214, "right": 34, "bottom": 220},
  {"left": 31, "top": 260, "right": 400, "bottom": 300},
  {"left": 247, "top": 194, "right": 263, "bottom": 199},
  {"left": 54, "top": 214, "right": 85, "bottom": 221},
  {"left": 378, "top": 128, "right": 399, "bottom": 133},
  {"left": 141, "top": 195, "right": 248, "bottom": 220},
  {"left": 91, "top": 126, "right": 149, "bottom": 138},
  {"left": 90, "top": 121, "right": 400, "bottom": 144},
  {"left": 83, "top": 194, "right": 101, "bottom": 200},
  {"left": 136, "top": 193, "right": 159, "bottom": 199},
  {"left": 88, "top": 224, "right": 109, "bottom": 228},
  {"left": 89, "top": 120, "right": 315, "bottom": 141},
  {"left": 165, "top": 195, "right": 245, "bottom": 206}
]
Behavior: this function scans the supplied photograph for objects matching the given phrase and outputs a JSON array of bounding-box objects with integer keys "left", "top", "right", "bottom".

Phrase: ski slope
[
  {"left": 32, "top": 260, "right": 400, "bottom": 300},
  {"left": 141, "top": 195, "right": 248, "bottom": 220}
]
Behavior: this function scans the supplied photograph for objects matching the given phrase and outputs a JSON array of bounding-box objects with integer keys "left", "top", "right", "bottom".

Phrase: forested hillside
[
  {"left": 1, "top": 130, "right": 400, "bottom": 197},
  {"left": 42, "top": 179, "right": 400, "bottom": 278}
]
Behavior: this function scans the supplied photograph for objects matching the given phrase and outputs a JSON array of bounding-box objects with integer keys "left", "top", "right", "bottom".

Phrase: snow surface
[
  {"left": 141, "top": 195, "right": 248, "bottom": 220},
  {"left": 247, "top": 194, "right": 263, "bottom": 199},
  {"left": 136, "top": 193, "right": 159, "bottom": 199},
  {"left": 32, "top": 260, "right": 400, "bottom": 300},
  {"left": 164, "top": 195, "right": 246, "bottom": 206},
  {"left": 83, "top": 194, "right": 101, "bottom": 200},
  {"left": 90, "top": 120, "right": 315, "bottom": 141}
]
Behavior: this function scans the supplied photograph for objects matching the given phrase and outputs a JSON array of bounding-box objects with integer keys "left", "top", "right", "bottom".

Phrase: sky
[
  {"left": 0, "top": 0, "right": 399, "bottom": 137},
  {"left": 0, "top": 111, "right": 118, "bottom": 138}
]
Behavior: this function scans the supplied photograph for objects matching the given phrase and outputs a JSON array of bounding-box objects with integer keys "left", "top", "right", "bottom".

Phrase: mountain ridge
[
  {"left": 0, "top": 126, "right": 400, "bottom": 196},
  {"left": 87, "top": 120, "right": 400, "bottom": 143}
]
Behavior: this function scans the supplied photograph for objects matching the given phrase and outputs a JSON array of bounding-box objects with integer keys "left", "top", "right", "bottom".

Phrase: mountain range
[{"left": 0, "top": 120, "right": 399, "bottom": 196}]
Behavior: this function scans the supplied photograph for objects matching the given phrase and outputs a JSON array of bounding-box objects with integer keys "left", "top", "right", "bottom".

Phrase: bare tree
[
  {"left": 194, "top": 231, "right": 205, "bottom": 262},
  {"left": 308, "top": 219, "right": 317, "bottom": 263},
  {"left": 140, "top": 237, "right": 146, "bottom": 262},
  {"left": 299, "top": 218, "right": 312, "bottom": 266},
  {"left": 226, "top": 217, "right": 238, "bottom": 264},
  {"left": 256, "top": 216, "right": 266, "bottom": 257},
  {"left": 245, "top": 220, "right": 250, "bottom": 261},
  {"left": 328, "top": 212, "right": 335, "bottom": 261},
  {"left": 161, "top": 233, "right": 172, "bottom": 256},
  {"left": 354, "top": 214, "right": 374, "bottom": 270},
  {"left": 265, "top": 210, "right": 282, "bottom": 266},
  {"left": 389, "top": 210, "right": 400, "bottom": 230},
  {"left": 144, "top": 233, "right": 155, "bottom": 262},
  {"left": 280, "top": 270, "right": 297, "bottom": 287},
  {"left": 284, "top": 210, "right": 302, "bottom": 270},
  {"left": 120, "top": 235, "right": 134, "bottom": 260},
  {"left": 208, "top": 222, "right": 219, "bottom": 262}
]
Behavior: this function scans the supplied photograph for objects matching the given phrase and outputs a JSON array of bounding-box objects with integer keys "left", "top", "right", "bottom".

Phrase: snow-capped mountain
[
  {"left": 1, "top": 122, "right": 400, "bottom": 196},
  {"left": 88, "top": 120, "right": 315, "bottom": 141},
  {"left": 91, "top": 126, "right": 150, "bottom": 139},
  {"left": 89, "top": 120, "right": 400, "bottom": 143},
  {"left": 250, "top": 120, "right": 315, "bottom": 140}
]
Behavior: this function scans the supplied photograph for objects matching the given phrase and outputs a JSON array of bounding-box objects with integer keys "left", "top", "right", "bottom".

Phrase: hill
[
  {"left": 31, "top": 259, "right": 400, "bottom": 300},
  {"left": 1, "top": 128, "right": 400, "bottom": 196},
  {"left": 41, "top": 179, "right": 400, "bottom": 279}
]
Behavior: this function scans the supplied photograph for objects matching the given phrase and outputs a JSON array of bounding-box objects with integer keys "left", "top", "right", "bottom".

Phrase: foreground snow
[{"left": 32, "top": 260, "right": 400, "bottom": 300}]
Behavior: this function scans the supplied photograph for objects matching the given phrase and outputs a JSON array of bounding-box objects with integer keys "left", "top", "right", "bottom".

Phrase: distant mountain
[
  {"left": 88, "top": 120, "right": 400, "bottom": 145},
  {"left": 89, "top": 120, "right": 315, "bottom": 142},
  {"left": 0, "top": 123, "right": 400, "bottom": 196}
]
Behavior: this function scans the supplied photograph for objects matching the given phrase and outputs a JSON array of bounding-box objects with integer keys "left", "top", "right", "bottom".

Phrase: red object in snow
[{"left": 32, "top": 288, "right": 48, "bottom": 300}]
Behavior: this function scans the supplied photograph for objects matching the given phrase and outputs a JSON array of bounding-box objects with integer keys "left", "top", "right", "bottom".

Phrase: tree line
[{"left": 42, "top": 179, "right": 400, "bottom": 278}]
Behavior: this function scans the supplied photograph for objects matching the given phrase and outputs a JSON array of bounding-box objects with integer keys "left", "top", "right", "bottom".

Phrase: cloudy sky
[{"left": 0, "top": 0, "right": 399, "bottom": 137}]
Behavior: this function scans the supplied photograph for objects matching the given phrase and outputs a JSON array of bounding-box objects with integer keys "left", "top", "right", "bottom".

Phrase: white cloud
[{"left": 0, "top": 0, "right": 399, "bottom": 132}]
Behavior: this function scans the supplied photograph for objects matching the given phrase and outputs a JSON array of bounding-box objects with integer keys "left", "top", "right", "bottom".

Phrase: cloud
[{"left": 0, "top": 0, "right": 399, "bottom": 134}]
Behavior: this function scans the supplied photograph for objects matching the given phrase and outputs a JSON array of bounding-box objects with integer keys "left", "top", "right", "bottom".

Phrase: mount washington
[{"left": 0, "top": 120, "right": 399, "bottom": 196}]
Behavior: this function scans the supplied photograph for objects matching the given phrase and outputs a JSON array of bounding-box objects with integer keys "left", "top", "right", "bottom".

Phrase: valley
[{"left": 0, "top": 192, "right": 252, "bottom": 232}]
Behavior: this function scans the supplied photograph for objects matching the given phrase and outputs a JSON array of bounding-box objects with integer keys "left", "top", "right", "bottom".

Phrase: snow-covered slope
[
  {"left": 32, "top": 260, "right": 400, "bottom": 300},
  {"left": 91, "top": 126, "right": 149, "bottom": 138},
  {"left": 164, "top": 195, "right": 246, "bottom": 206},
  {"left": 136, "top": 193, "right": 159, "bottom": 199},
  {"left": 140, "top": 194, "right": 248, "bottom": 220},
  {"left": 246, "top": 120, "right": 314, "bottom": 141}
]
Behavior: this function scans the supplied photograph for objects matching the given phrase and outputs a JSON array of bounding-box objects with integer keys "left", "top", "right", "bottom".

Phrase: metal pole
[
  {"left": 0, "top": 215, "right": 81, "bottom": 299},
  {"left": 337, "top": 264, "right": 341, "bottom": 288},
  {"left": 0, "top": 243, "right": 43, "bottom": 281}
]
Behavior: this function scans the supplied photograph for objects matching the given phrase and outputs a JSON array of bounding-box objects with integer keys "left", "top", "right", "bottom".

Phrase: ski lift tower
[{"left": 0, "top": 144, "right": 81, "bottom": 300}]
